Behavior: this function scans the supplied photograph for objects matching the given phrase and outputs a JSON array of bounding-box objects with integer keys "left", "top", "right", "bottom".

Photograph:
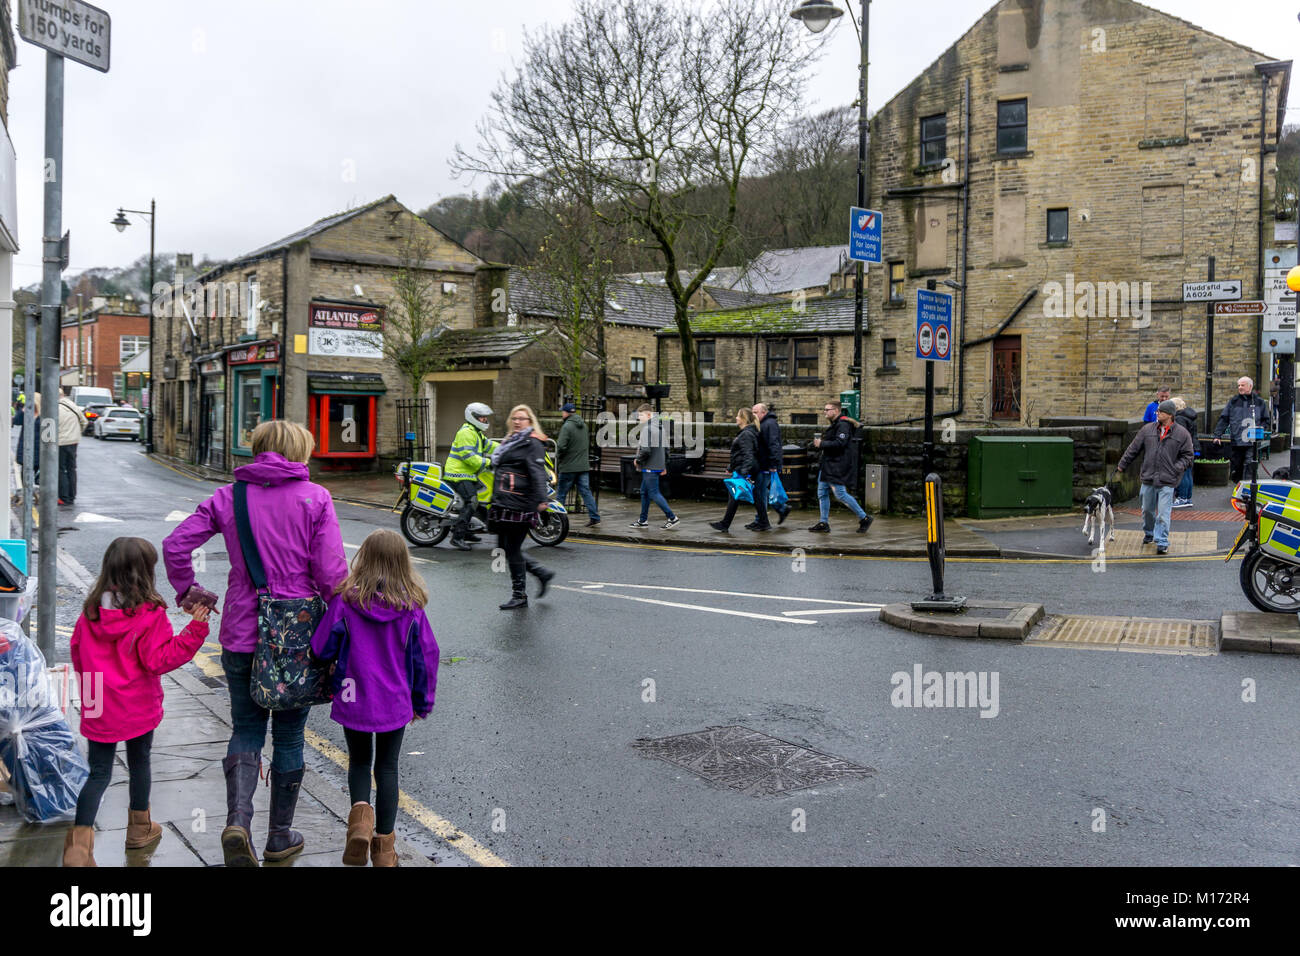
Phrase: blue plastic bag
[
  {"left": 723, "top": 472, "right": 754, "bottom": 503},
  {"left": 0, "top": 622, "right": 88, "bottom": 823},
  {"left": 768, "top": 472, "right": 789, "bottom": 508}
]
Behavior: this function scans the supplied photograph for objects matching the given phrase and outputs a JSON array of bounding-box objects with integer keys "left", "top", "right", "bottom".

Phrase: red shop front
[{"left": 306, "top": 371, "right": 386, "bottom": 468}]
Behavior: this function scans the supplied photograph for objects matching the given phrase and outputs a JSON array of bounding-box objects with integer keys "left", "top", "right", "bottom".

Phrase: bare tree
[
  {"left": 765, "top": 105, "right": 858, "bottom": 247},
  {"left": 376, "top": 230, "right": 459, "bottom": 400},
  {"left": 457, "top": 0, "right": 821, "bottom": 412}
]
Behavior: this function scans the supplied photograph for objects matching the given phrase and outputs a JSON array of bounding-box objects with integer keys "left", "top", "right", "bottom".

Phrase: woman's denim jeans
[{"left": 221, "top": 649, "right": 310, "bottom": 773}]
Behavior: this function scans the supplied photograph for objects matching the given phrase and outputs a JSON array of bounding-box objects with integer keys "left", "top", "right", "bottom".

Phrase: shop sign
[
  {"left": 308, "top": 303, "right": 384, "bottom": 359},
  {"left": 229, "top": 342, "right": 280, "bottom": 365},
  {"left": 309, "top": 304, "right": 384, "bottom": 332},
  {"left": 200, "top": 359, "right": 222, "bottom": 375}
]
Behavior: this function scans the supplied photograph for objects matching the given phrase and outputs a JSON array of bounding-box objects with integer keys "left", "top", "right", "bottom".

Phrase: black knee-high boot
[{"left": 500, "top": 568, "right": 528, "bottom": 609}]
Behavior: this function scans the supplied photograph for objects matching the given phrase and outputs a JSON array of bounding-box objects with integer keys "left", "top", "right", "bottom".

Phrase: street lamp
[
  {"left": 112, "top": 199, "right": 155, "bottom": 451},
  {"left": 792, "top": 0, "right": 869, "bottom": 400}
]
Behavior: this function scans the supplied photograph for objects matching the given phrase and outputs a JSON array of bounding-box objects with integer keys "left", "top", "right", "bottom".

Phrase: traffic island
[
  {"left": 880, "top": 600, "right": 1044, "bottom": 640},
  {"left": 1220, "top": 612, "right": 1300, "bottom": 655}
]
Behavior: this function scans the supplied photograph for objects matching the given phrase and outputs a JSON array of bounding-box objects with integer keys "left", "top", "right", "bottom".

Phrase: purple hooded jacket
[
  {"left": 310, "top": 594, "right": 439, "bottom": 733},
  {"left": 162, "top": 453, "right": 348, "bottom": 653}
]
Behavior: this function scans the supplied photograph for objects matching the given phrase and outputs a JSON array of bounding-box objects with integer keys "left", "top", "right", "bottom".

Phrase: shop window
[
  {"left": 309, "top": 394, "right": 377, "bottom": 457},
  {"left": 920, "top": 114, "right": 946, "bottom": 165},
  {"left": 997, "top": 99, "right": 1028, "bottom": 154},
  {"left": 630, "top": 357, "right": 646, "bottom": 385}
]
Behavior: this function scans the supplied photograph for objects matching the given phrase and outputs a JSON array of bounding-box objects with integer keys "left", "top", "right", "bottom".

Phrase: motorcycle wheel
[
  {"left": 529, "top": 510, "right": 569, "bottom": 547},
  {"left": 400, "top": 503, "right": 449, "bottom": 548},
  {"left": 1239, "top": 547, "right": 1300, "bottom": 613}
]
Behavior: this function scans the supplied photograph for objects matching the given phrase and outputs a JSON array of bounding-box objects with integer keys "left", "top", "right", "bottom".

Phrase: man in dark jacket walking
[
  {"left": 808, "top": 401, "right": 872, "bottom": 533},
  {"left": 1212, "top": 376, "right": 1270, "bottom": 483},
  {"left": 1117, "top": 400, "right": 1195, "bottom": 555},
  {"left": 749, "top": 403, "right": 788, "bottom": 530},
  {"left": 555, "top": 403, "right": 599, "bottom": 526}
]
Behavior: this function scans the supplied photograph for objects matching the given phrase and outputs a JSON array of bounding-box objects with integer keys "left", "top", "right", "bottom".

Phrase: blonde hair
[
  {"left": 508, "top": 404, "right": 548, "bottom": 441},
  {"left": 1171, "top": 396, "right": 1187, "bottom": 411},
  {"left": 335, "top": 529, "right": 428, "bottom": 611},
  {"left": 736, "top": 408, "right": 756, "bottom": 427},
  {"left": 251, "top": 420, "right": 315, "bottom": 463}
]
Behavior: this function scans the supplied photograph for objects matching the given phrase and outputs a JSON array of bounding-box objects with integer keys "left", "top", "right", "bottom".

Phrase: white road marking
[
  {"left": 554, "top": 584, "right": 816, "bottom": 624},
  {"left": 570, "top": 580, "right": 880, "bottom": 607},
  {"left": 73, "top": 512, "right": 123, "bottom": 524},
  {"left": 164, "top": 510, "right": 191, "bottom": 521},
  {"left": 781, "top": 607, "right": 881, "bottom": 616},
  {"left": 344, "top": 541, "right": 438, "bottom": 564}
]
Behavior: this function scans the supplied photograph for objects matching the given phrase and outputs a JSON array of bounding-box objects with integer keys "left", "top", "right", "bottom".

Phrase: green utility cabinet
[{"left": 966, "top": 436, "right": 1074, "bottom": 517}]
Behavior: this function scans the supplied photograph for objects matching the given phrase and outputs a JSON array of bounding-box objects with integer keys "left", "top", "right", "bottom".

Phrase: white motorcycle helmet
[{"left": 465, "top": 402, "right": 493, "bottom": 432}]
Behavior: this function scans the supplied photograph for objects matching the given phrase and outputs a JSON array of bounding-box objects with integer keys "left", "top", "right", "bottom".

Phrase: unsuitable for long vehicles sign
[{"left": 17, "top": 0, "right": 110, "bottom": 73}]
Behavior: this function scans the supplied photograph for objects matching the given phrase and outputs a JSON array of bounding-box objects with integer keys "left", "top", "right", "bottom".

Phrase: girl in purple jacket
[{"left": 311, "top": 529, "right": 439, "bottom": 867}]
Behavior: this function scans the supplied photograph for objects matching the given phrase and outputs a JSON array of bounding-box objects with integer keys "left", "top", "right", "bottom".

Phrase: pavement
[
  {"left": 0, "top": 638, "right": 432, "bottom": 868},
  {"left": 313, "top": 467, "right": 1246, "bottom": 561}
]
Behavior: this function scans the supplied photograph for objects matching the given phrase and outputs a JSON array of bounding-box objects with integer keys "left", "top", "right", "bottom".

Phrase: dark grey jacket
[
  {"left": 1213, "top": 393, "right": 1269, "bottom": 446},
  {"left": 730, "top": 425, "right": 760, "bottom": 477},
  {"left": 634, "top": 416, "right": 670, "bottom": 472},
  {"left": 757, "top": 415, "right": 783, "bottom": 470},
  {"left": 1118, "top": 421, "right": 1195, "bottom": 488}
]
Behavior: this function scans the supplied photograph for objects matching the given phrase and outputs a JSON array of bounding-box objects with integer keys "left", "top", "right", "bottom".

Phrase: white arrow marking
[
  {"left": 164, "top": 510, "right": 191, "bottom": 522},
  {"left": 782, "top": 607, "right": 882, "bottom": 616},
  {"left": 554, "top": 585, "right": 816, "bottom": 624},
  {"left": 569, "top": 580, "right": 880, "bottom": 606},
  {"left": 74, "top": 512, "right": 123, "bottom": 524}
]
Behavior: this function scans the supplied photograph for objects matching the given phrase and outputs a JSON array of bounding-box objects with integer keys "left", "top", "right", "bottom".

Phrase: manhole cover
[
  {"left": 1027, "top": 615, "right": 1217, "bottom": 654},
  {"left": 631, "top": 725, "right": 875, "bottom": 797}
]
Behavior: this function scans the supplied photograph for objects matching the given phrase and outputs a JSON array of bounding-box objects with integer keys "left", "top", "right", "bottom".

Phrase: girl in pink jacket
[{"left": 64, "top": 537, "right": 210, "bottom": 867}]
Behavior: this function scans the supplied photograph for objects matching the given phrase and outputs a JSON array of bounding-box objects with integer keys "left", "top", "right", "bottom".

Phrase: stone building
[
  {"left": 151, "top": 196, "right": 509, "bottom": 473},
  {"left": 864, "top": 0, "right": 1290, "bottom": 426},
  {"left": 0, "top": 1, "right": 16, "bottom": 520}
]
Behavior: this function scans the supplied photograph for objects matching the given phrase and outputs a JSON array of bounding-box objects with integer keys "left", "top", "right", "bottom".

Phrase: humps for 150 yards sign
[{"left": 17, "top": 0, "right": 110, "bottom": 73}]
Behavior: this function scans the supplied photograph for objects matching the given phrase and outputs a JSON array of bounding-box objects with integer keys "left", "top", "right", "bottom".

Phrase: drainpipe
[{"left": 278, "top": 249, "right": 288, "bottom": 418}]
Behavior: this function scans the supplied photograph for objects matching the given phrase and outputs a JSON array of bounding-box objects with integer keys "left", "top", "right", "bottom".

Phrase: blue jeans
[
  {"left": 1176, "top": 467, "right": 1193, "bottom": 501},
  {"left": 1139, "top": 483, "right": 1175, "bottom": 547},
  {"left": 818, "top": 479, "right": 867, "bottom": 523},
  {"left": 639, "top": 470, "right": 675, "bottom": 522},
  {"left": 753, "top": 471, "right": 770, "bottom": 526},
  {"left": 221, "top": 649, "right": 310, "bottom": 773},
  {"left": 556, "top": 471, "right": 599, "bottom": 521}
]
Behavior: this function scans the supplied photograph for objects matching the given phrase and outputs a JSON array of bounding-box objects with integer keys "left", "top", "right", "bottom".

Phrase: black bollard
[{"left": 911, "top": 473, "right": 967, "bottom": 612}]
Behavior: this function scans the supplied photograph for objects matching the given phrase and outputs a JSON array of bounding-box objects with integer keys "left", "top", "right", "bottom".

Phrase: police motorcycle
[
  {"left": 1224, "top": 420, "right": 1300, "bottom": 612},
  {"left": 394, "top": 406, "right": 569, "bottom": 549}
]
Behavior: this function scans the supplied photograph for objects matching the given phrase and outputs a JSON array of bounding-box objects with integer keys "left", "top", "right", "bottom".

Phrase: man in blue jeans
[
  {"left": 629, "top": 403, "right": 679, "bottom": 530},
  {"left": 808, "top": 401, "right": 872, "bottom": 533},
  {"left": 1117, "top": 399, "right": 1195, "bottom": 555}
]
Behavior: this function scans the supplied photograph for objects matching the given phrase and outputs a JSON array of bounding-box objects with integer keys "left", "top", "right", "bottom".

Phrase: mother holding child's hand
[{"left": 163, "top": 421, "right": 347, "bottom": 866}]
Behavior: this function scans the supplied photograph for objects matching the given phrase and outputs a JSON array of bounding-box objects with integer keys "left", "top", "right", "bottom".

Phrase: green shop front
[{"left": 229, "top": 340, "right": 282, "bottom": 459}]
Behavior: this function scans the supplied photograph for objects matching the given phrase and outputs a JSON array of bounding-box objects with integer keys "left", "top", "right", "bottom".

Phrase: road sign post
[
  {"left": 18, "top": 0, "right": 111, "bottom": 658},
  {"left": 848, "top": 207, "right": 882, "bottom": 264},
  {"left": 917, "top": 283, "right": 953, "bottom": 480}
]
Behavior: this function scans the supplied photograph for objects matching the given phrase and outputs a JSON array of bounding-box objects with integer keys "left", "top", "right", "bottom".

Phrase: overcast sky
[{"left": 5, "top": 0, "right": 1297, "bottom": 289}]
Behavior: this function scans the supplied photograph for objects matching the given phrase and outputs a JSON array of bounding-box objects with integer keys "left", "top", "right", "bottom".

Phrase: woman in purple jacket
[
  {"left": 311, "top": 529, "right": 439, "bottom": 867},
  {"left": 163, "top": 421, "right": 347, "bottom": 866}
]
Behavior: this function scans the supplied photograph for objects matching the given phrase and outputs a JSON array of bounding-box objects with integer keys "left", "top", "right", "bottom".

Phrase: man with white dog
[{"left": 1117, "top": 400, "right": 1195, "bottom": 555}]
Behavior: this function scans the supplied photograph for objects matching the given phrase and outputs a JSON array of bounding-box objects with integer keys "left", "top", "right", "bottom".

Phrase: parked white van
[{"left": 69, "top": 386, "right": 113, "bottom": 409}]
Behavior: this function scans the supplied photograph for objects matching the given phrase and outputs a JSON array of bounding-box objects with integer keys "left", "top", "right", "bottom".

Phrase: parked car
[
  {"left": 82, "top": 402, "right": 111, "bottom": 435},
  {"left": 93, "top": 406, "right": 142, "bottom": 441},
  {"left": 70, "top": 386, "right": 113, "bottom": 409}
]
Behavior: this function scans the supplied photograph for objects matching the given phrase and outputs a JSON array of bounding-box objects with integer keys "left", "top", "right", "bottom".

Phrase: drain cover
[
  {"left": 1028, "top": 615, "right": 1217, "bottom": 654},
  {"left": 632, "top": 725, "right": 874, "bottom": 797}
]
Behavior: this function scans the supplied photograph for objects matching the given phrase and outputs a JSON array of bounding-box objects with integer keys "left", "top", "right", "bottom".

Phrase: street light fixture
[
  {"left": 791, "top": 0, "right": 869, "bottom": 403},
  {"left": 112, "top": 199, "right": 156, "bottom": 451}
]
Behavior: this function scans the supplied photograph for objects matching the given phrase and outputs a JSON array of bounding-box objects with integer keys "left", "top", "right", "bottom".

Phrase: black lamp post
[
  {"left": 791, "top": 0, "right": 868, "bottom": 398},
  {"left": 113, "top": 199, "right": 155, "bottom": 451}
]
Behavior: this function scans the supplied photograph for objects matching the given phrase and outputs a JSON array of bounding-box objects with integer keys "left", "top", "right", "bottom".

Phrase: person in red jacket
[{"left": 64, "top": 537, "right": 210, "bottom": 867}]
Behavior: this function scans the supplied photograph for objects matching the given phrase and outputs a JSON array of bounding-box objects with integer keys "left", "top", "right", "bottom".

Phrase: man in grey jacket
[
  {"left": 630, "top": 404, "right": 678, "bottom": 530},
  {"left": 1117, "top": 400, "right": 1195, "bottom": 555}
]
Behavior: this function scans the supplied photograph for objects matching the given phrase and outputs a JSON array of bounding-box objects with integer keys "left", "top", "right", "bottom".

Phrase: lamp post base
[{"left": 911, "top": 595, "right": 968, "bottom": 613}]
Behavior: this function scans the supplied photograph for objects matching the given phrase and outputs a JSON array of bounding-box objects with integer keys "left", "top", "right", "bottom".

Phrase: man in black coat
[
  {"left": 808, "top": 401, "right": 872, "bottom": 534},
  {"left": 749, "top": 403, "right": 788, "bottom": 530},
  {"left": 1212, "top": 376, "right": 1270, "bottom": 483}
]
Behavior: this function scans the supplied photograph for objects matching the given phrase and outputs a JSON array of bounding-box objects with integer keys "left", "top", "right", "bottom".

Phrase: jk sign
[
  {"left": 17, "top": 0, "right": 110, "bottom": 73},
  {"left": 916, "top": 289, "right": 953, "bottom": 362},
  {"left": 849, "top": 207, "right": 882, "bottom": 263}
]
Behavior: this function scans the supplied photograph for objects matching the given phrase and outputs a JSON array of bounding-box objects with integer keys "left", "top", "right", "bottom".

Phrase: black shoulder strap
[{"left": 233, "top": 481, "right": 268, "bottom": 591}]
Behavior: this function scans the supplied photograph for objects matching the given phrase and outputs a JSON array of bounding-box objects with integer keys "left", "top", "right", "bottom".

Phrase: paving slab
[{"left": 1220, "top": 611, "right": 1300, "bottom": 655}]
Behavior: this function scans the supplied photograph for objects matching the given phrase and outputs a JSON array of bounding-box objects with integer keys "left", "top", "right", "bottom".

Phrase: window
[
  {"left": 883, "top": 338, "right": 897, "bottom": 370},
  {"left": 308, "top": 394, "right": 377, "bottom": 457},
  {"left": 698, "top": 340, "right": 716, "bottom": 380},
  {"left": 997, "top": 99, "right": 1028, "bottom": 154},
  {"left": 1047, "top": 208, "right": 1068, "bottom": 244},
  {"left": 889, "top": 261, "right": 905, "bottom": 303},
  {"left": 630, "top": 357, "right": 646, "bottom": 385},
  {"left": 120, "top": 335, "right": 148, "bottom": 363},
  {"left": 920, "top": 114, "right": 947, "bottom": 166},
  {"left": 245, "top": 274, "right": 259, "bottom": 336},
  {"left": 794, "top": 339, "right": 818, "bottom": 379},
  {"left": 767, "top": 339, "right": 789, "bottom": 380},
  {"left": 790, "top": 413, "right": 819, "bottom": 425}
]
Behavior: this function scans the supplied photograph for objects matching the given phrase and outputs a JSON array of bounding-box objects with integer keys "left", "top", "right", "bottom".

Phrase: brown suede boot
[
  {"left": 342, "top": 803, "right": 374, "bottom": 866},
  {"left": 63, "top": 826, "right": 97, "bottom": 867},
  {"left": 125, "top": 807, "right": 163, "bottom": 850},
  {"left": 370, "top": 831, "right": 397, "bottom": 867}
]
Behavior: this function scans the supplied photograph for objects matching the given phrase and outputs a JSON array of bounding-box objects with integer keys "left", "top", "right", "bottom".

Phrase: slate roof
[
  {"left": 657, "top": 294, "right": 861, "bottom": 337},
  {"left": 430, "top": 327, "right": 548, "bottom": 361},
  {"left": 510, "top": 269, "right": 677, "bottom": 329},
  {"left": 619, "top": 267, "right": 746, "bottom": 288},
  {"left": 730, "top": 245, "right": 849, "bottom": 295},
  {"left": 703, "top": 286, "right": 786, "bottom": 310}
]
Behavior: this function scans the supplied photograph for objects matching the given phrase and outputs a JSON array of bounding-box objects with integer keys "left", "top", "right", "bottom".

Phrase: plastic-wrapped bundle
[{"left": 0, "top": 621, "right": 88, "bottom": 822}]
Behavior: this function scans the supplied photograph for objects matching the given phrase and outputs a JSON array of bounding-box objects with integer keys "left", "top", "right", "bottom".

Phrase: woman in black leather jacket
[
  {"left": 489, "top": 404, "right": 555, "bottom": 609},
  {"left": 709, "top": 408, "right": 760, "bottom": 532}
]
